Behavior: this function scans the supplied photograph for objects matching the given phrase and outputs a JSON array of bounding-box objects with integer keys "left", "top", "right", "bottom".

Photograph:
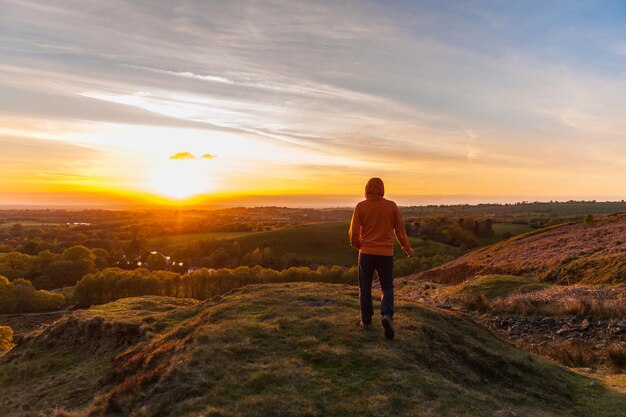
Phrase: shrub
[
  {"left": 0, "top": 275, "right": 66, "bottom": 313},
  {"left": 0, "top": 326, "right": 14, "bottom": 353}
]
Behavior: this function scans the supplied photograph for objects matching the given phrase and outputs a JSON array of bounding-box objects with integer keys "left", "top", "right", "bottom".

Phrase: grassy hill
[
  {"left": 415, "top": 214, "right": 626, "bottom": 285},
  {"left": 2, "top": 283, "right": 625, "bottom": 417}
]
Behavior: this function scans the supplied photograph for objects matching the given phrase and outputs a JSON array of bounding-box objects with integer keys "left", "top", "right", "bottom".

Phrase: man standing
[{"left": 349, "top": 177, "right": 414, "bottom": 340}]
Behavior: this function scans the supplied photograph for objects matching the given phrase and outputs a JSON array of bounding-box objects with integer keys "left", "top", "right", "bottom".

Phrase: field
[
  {"left": 147, "top": 221, "right": 531, "bottom": 266},
  {"left": 148, "top": 221, "right": 462, "bottom": 265},
  {"left": 2, "top": 283, "right": 625, "bottom": 417}
]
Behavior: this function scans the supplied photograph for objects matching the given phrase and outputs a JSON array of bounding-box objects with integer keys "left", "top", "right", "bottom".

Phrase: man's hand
[{"left": 405, "top": 247, "right": 415, "bottom": 257}]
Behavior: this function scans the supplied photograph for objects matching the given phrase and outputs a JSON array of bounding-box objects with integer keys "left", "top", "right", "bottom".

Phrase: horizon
[
  {"left": 1, "top": 196, "right": 625, "bottom": 211},
  {"left": 1, "top": 1, "right": 625, "bottom": 206}
]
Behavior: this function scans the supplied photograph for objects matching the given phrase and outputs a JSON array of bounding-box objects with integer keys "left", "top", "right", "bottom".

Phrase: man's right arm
[
  {"left": 348, "top": 205, "right": 362, "bottom": 250},
  {"left": 393, "top": 204, "right": 414, "bottom": 256}
]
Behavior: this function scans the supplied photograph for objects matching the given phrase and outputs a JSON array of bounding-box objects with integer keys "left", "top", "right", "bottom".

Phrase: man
[{"left": 349, "top": 177, "right": 414, "bottom": 340}]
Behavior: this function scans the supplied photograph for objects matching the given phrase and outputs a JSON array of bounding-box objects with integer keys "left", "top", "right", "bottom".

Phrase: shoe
[
  {"left": 360, "top": 321, "right": 372, "bottom": 330},
  {"left": 381, "top": 315, "right": 395, "bottom": 340}
]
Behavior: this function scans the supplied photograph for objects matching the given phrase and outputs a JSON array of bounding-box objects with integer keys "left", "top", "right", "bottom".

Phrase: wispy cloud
[
  {"left": 1, "top": 0, "right": 625, "bottom": 200},
  {"left": 125, "top": 65, "right": 234, "bottom": 85}
]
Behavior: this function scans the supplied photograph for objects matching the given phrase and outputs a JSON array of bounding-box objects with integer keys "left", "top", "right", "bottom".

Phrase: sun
[{"left": 148, "top": 160, "right": 213, "bottom": 200}]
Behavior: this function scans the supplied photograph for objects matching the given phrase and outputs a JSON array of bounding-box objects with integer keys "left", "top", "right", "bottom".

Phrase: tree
[
  {"left": 93, "top": 248, "right": 110, "bottom": 270},
  {"left": 61, "top": 245, "right": 95, "bottom": 263},
  {"left": 0, "top": 252, "right": 32, "bottom": 280},
  {"left": 146, "top": 252, "right": 168, "bottom": 270},
  {"left": 0, "top": 276, "right": 18, "bottom": 313},
  {"left": 208, "top": 247, "right": 230, "bottom": 268}
]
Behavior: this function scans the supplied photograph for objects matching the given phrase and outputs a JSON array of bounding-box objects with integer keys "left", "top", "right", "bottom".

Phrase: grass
[
  {"left": 0, "top": 221, "right": 62, "bottom": 230},
  {"left": 0, "top": 297, "right": 203, "bottom": 417},
  {"left": 418, "top": 215, "right": 626, "bottom": 285},
  {"left": 473, "top": 222, "right": 574, "bottom": 256},
  {"left": 491, "top": 285, "right": 626, "bottom": 319},
  {"left": 607, "top": 344, "right": 626, "bottom": 370},
  {"left": 437, "top": 275, "right": 552, "bottom": 304},
  {"left": 4, "top": 283, "right": 623, "bottom": 417},
  {"left": 491, "top": 223, "right": 535, "bottom": 236},
  {"left": 477, "top": 223, "right": 535, "bottom": 245},
  {"left": 530, "top": 341, "right": 626, "bottom": 371},
  {"left": 434, "top": 276, "right": 625, "bottom": 319}
]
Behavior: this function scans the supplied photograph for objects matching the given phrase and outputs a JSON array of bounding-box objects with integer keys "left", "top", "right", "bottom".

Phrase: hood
[{"left": 365, "top": 177, "right": 385, "bottom": 199}]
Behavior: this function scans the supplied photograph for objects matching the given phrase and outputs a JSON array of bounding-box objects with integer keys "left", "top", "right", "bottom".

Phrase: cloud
[
  {"left": 168, "top": 152, "right": 218, "bottom": 160},
  {"left": 125, "top": 65, "right": 234, "bottom": 85},
  {"left": 1, "top": 0, "right": 626, "bottom": 200},
  {"left": 169, "top": 152, "right": 197, "bottom": 160}
]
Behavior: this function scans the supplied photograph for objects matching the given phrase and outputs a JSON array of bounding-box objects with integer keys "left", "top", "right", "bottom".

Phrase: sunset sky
[{"left": 1, "top": 1, "right": 625, "bottom": 207}]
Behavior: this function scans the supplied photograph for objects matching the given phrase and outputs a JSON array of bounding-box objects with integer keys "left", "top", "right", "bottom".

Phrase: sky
[{"left": 1, "top": 0, "right": 625, "bottom": 207}]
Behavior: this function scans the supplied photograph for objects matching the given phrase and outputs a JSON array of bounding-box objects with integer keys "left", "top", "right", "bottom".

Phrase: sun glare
[{"left": 149, "top": 160, "right": 213, "bottom": 200}]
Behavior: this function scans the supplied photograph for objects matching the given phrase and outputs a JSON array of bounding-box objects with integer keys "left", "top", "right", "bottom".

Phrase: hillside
[
  {"left": 149, "top": 221, "right": 459, "bottom": 266},
  {"left": 415, "top": 214, "right": 626, "bottom": 285},
  {"left": 2, "top": 283, "right": 625, "bottom": 417}
]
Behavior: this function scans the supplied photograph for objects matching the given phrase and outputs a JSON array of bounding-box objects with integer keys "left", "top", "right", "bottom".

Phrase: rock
[
  {"left": 494, "top": 411, "right": 518, "bottom": 417},
  {"left": 556, "top": 327, "right": 569, "bottom": 336},
  {"left": 581, "top": 318, "right": 590, "bottom": 330}
]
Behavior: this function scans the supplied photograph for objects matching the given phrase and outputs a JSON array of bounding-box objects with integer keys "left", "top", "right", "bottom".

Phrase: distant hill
[
  {"left": 1, "top": 283, "right": 624, "bottom": 417},
  {"left": 415, "top": 214, "right": 626, "bottom": 285}
]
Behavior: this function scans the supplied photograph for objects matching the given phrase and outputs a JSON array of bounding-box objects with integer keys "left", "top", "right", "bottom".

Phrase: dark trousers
[{"left": 358, "top": 253, "right": 394, "bottom": 324}]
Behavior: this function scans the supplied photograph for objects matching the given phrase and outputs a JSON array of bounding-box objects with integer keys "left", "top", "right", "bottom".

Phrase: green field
[
  {"left": 149, "top": 221, "right": 459, "bottom": 265},
  {"left": 0, "top": 221, "right": 62, "bottom": 230},
  {"left": 491, "top": 223, "right": 535, "bottom": 236},
  {"left": 475, "top": 222, "right": 535, "bottom": 245}
]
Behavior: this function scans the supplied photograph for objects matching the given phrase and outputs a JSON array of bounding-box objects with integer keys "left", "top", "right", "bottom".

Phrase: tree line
[{"left": 73, "top": 252, "right": 456, "bottom": 307}]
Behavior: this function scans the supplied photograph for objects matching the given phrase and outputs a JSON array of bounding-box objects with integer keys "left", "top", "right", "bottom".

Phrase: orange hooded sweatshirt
[{"left": 349, "top": 178, "right": 413, "bottom": 256}]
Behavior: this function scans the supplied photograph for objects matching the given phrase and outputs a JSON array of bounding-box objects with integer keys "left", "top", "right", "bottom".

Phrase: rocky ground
[{"left": 392, "top": 277, "right": 626, "bottom": 371}]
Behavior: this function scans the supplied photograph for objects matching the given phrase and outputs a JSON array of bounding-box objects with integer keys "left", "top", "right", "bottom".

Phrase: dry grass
[
  {"left": 529, "top": 341, "right": 626, "bottom": 371},
  {"left": 491, "top": 285, "right": 626, "bottom": 319},
  {"left": 607, "top": 344, "right": 626, "bottom": 369},
  {"left": 534, "top": 340, "right": 598, "bottom": 368},
  {"left": 437, "top": 275, "right": 551, "bottom": 302}
]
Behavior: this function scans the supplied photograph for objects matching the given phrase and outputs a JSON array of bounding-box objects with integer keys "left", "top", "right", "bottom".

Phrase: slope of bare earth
[{"left": 414, "top": 214, "right": 626, "bottom": 285}]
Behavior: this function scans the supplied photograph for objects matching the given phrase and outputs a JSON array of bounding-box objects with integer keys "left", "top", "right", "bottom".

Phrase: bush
[
  {"left": 0, "top": 326, "right": 13, "bottom": 353},
  {"left": 0, "top": 275, "right": 66, "bottom": 313}
]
